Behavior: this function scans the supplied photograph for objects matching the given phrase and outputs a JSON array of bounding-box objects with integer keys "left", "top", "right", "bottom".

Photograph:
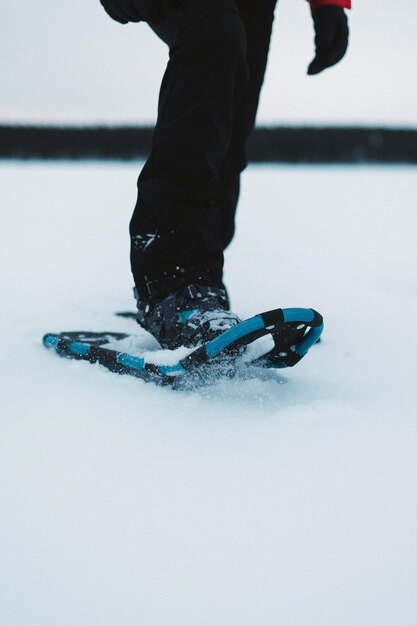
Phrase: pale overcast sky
[{"left": 1, "top": 0, "right": 416, "bottom": 126}]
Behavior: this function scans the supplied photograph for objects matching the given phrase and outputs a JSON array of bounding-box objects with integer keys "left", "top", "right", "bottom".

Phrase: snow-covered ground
[{"left": 1, "top": 162, "right": 417, "bottom": 625}]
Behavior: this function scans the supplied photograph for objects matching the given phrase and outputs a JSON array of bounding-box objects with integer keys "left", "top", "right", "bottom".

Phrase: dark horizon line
[{"left": 1, "top": 124, "right": 416, "bottom": 163}]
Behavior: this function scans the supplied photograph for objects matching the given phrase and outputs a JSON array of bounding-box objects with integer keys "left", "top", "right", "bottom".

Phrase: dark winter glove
[{"left": 308, "top": 5, "right": 349, "bottom": 75}]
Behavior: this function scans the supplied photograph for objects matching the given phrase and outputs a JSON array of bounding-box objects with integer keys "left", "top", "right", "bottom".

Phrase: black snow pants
[{"left": 130, "top": 0, "right": 277, "bottom": 304}]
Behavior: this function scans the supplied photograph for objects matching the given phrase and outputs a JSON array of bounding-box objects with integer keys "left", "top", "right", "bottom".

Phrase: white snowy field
[{"left": 1, "top": 162, "right": 417, "bottom": 625}]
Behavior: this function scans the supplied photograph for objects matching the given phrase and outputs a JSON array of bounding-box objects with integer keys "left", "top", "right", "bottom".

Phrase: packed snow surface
[{"left": 1, "top": 163, "right": 417, "bottom": 625}]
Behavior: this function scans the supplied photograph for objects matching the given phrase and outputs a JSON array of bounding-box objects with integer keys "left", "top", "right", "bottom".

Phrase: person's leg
[
  {"left": 215, "top": 0, "right": 277, "bottom": 249},
  {"left": 130, "top": 0, "right": 249, "bottom": 305}
]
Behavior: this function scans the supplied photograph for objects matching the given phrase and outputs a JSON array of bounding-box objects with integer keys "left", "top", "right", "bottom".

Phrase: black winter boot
[{"left": 136, "top": 284, "right": 241, "bottom": 350}]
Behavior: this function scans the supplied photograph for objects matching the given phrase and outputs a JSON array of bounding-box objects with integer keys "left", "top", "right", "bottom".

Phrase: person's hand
[
  {"left": 99, "top": 0, "right": 144, "bottom": 24},
  {"left": 308, "top": 5, "right": 349, "bottom": 75}
]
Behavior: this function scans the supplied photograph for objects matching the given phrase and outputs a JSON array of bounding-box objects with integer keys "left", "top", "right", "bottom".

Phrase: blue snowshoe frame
[{"left": 43, "top": 307, "right": 323, "bottom": 385}]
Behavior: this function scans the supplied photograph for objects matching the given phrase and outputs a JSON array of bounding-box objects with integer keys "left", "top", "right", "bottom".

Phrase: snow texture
[{"left": 1, "top": 162, "right": 417, "bottom": 625}]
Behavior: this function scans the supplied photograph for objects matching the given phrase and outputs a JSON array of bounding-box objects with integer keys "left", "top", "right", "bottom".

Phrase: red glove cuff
[{"left": 308, "top": 0, "right": 351, "bottom": 11}]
